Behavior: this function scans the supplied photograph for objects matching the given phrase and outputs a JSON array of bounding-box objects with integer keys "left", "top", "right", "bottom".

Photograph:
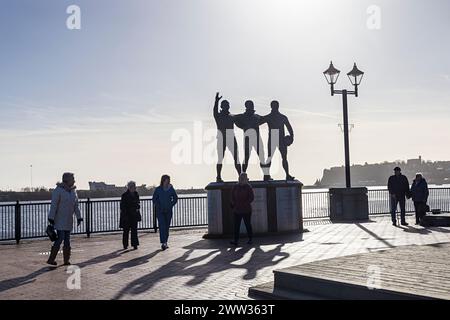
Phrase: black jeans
[
  {"left": 414, "top": 201, "right": 427, "bottom": 224},
  {"left": 123, "top": 222, "right": 139, "bottom": 248},
  {"left": 234, "top": 213, "right": 253, "bottom": 243},
  {"left": 390, "top": 195, "right": 406, "bottom": 223},
  {"left": 53, "top": 230, "right": 71, "bottom": 249}
]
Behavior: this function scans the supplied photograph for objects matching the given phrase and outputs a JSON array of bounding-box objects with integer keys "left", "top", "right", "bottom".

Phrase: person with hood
[
  {"left": 120, "top": 181, "right": 141, "bottom": 250},
  {"left": 230, "top": 172, "right": 254, "bottom": 246},
  {"left": 47, "top": 172, "right": 83, "bottom": 266},
  {"left": 387, "top": 167, "right": 411, "bottom": 226},
  {"left": 152, "top": 175, "right": 178, "bottom": 250},
  {"left": 410, "top": 173, "right": 429, "bottom": 225}
]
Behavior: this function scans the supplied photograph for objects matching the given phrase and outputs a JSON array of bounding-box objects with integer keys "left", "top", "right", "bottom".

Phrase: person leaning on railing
[{"left": 46, "top": 172, "right": 83, "bottom": 266}]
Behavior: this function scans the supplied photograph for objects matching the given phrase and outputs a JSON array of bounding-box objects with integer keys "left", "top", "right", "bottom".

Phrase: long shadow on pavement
[
  {"left": 106, "top": 250, "right": 161, "bottom": 275},
  {"left": 113, "top": 234, "right": 302, "bottom": 299},
  {"left": 0, "top": 267, "right": 50, "bottom": 293},
  {"left": 0, "top": 249, "right": 125, "bottom": 293}
]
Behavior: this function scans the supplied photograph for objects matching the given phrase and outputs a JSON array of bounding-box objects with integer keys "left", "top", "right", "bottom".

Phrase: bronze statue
[
  {"left": 213, "top": 92, "right": 241, "bottom": 182},
  {"left": 261, "top": 101, "right": 295, "bottom": 181},
  {"left": 233, "top": 100, "right": 270, "bottom": 180}
]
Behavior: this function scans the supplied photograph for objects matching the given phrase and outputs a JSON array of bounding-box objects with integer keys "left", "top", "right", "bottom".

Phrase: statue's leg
[
  {"left": 216, "top": 134, "right": 225, "bottom": 182},
  {"left": 243, "top": 136, "right": 250, "bottom": 173},
  {"left": 231, "top": 136, "right": 242, "bottom": 175},
  {"left": 266, "top": 135, "right": 275, "bottom": 170},
  {"left": 258, "top": 134, "right": 271, "bottom": 180},
  {"left": 280, "top": 143, "right": 294, "bottom": 180}
]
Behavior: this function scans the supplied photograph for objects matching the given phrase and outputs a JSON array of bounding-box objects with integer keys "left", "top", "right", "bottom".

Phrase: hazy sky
[{"left": 1, "top": 0, "right": 450, "bottom": 190}]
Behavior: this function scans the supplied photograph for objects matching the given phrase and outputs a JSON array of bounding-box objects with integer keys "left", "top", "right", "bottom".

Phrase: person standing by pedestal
[
  {"left": 46, "top": 172, "right": 83, "bottom": 266},
  {"left": 388, "top": 167, "right": 411, "bottom": 226},
  {"left": 410, "top": 173, "right": 429, "bottom": 225},
  {"left": 230, "top": 172, "right": 254, "bottom": 246},
  {"left": 120, "top": 181, "right": 141, "bottom": 250},
  {"left": 153, "top": 175, "right": 178, "bottom": 251}
]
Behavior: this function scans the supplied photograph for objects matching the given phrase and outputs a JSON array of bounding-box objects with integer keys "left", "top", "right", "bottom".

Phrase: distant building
[
  {"left": 88, "top": 181, "right": 117, "bottom": 192},
  {"left": 407, "top": 155, "right": 422, "bottom": 167}
]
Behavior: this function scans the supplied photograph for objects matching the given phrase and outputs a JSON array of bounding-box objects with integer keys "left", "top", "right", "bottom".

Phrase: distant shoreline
[
  {"left": 2, "top": 184, "right": 450, "bottom": 204},
  {"left": 0, "top": 188, "right": 206, "bottom": 203}
]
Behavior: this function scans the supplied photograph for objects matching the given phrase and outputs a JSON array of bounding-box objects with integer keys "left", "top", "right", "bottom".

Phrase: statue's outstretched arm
[
  {"left": 259, "top": 114, "right": 268, "bottom": 125},
  {"left": 232, "top": 114, "right": 245, "bottom": 129},
  {"left": 213, "top": 92, "right": 222, "bottom": 118}
]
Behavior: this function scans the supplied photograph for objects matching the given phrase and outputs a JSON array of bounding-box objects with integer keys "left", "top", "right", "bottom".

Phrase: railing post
[
  {"left": 14, "top": 200, "right": 21, "bottom": 244},
  {"left": 153, "top": 203, "right": 158, "bottom": 233},
  {"left": 86, "top": 198, "right": 91, "bottom": 238}
]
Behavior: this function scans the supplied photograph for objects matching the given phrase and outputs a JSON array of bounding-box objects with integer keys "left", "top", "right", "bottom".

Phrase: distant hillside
[{"left": 316, "top": 156, "right": 450, "bottom": 188}]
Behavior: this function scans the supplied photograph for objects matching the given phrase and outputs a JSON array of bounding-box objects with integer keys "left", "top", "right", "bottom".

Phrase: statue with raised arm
[
  {"left": 261, "top": 100, "right": 295, "bottom": 181},
  {"left": 213, "top": 92, "right": 242, "bottom": 182},
  {"left": 233, "top": 100, "right": 270, "bottom": 180}
]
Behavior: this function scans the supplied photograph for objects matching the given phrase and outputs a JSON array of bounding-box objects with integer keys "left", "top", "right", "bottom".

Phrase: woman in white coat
[{"left": 47, "top": 172, "right": 83, "bottom": 266}]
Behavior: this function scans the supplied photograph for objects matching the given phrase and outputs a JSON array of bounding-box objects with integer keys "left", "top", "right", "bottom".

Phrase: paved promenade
[{"left": 1, "top": 215, "right": 449, "bottom": 300}]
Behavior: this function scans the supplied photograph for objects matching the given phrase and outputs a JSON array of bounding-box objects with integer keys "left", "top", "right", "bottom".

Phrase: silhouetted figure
[
  {"left": 230, "top": 173, "right": 254, "bottom": 246},
  {"left": 233, "top": 100, "right": 268, "bottom": 178},
  {"left": 213, "top": 92, "right": 241, "bottom": 182},
  {"left": 261, "top": 100, "right": 295, "bottom": 181},
  {"left": 47, "top": 172, "right": 83, "bottom": 266},
  {"left": 410, "top": 173, "right": 429, "bottom": 225},
  {"left": 120, "top": 181, "right": 141, "bottom": 250},
  {"left": 388, "top": 167, "right": 410, "bottom": 226},
  {"left": 152, "top": 175, "right": 178, "bottom": 250}
]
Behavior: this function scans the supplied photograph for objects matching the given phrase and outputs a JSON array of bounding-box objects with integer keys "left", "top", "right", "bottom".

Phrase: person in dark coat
[
  {"left": 152, "top": 175, "right": 178, "bottom": 251},
  {"left": 410, "top": 173, "right": 429, "bottom": 225},
  {"left": 120, "top": 181, "right": 141, "bottom": 250},
  {"left": 388, "top": 167, "right": 411, "bottom": 226},
  {"left": 230, "top": 172, "right": 254, "bottom": 246}
]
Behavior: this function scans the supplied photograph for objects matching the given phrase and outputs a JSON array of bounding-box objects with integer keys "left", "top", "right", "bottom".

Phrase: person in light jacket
[
  {"left": 152, "top": 175, "right": 178, "bottom": 250},
  {"left": 47, "top": 172, "right": 83, "bottom": 266},
  {"left": 120, "top": 181, "right": 141, "bottom": 250},
  {"left": 230, "top": 172, "right": 254, "bottom": 246},
  {"left": 410, "top": 173, "right": 429, "bottom": 225}
]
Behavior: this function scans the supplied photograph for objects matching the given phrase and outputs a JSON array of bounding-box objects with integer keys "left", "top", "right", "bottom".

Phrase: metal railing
[
  {"left": 0, "top": 196, "right": 208, "bottom": 243},
  {"left": 302, "top": 191, "right": 330, "bottom": 219},
  {"left": 1, "top": 188, "right": 449, "bottom": 242},
  {"left": 367, "top": 188, "right": 450, "bottom": 215}
]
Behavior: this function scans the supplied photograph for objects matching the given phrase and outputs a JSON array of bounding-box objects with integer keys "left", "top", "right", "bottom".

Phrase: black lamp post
[{"left": 323, "top": 61, "right": 364, "bottom": 188}]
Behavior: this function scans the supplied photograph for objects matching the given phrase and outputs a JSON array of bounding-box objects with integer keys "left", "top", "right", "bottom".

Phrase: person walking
[
  {"left": 230, "top": 172, "right": 254, "bottom": 246},
  {"left": 387, "top": 167, "right": 411, "bottom": 226},
  {"left": 120, "top": 181, "right": 141, "bottom": 250},
  {"left": 152, "top": 175, "right": 178, "bottom": 250},
  {"left": 47, "top": 172, "right": 83, "bottom": 266},
  {"left": 410, "top": 173, "right": 429, "bottom": 225}
]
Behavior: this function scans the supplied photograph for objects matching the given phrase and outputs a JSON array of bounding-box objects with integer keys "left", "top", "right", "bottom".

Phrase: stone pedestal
[
  {"left": 329, "top": 187, "right": 369, "bottom": 221},
  {"left": 204, "top": 180, "right": 303, "bottom": 238}
]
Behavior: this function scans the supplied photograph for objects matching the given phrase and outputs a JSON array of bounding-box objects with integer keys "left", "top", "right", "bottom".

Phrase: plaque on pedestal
[{"left": 204, "top": 180, "right": 303, "bottom": 238}]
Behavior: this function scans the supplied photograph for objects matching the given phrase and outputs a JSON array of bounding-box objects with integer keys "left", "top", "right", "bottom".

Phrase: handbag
[
  {"left": 46, "top": 224, "right": 58, "bottom": 242},
  {"left": 136, "top": 210, "right": 142, "bottom": 222}
]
